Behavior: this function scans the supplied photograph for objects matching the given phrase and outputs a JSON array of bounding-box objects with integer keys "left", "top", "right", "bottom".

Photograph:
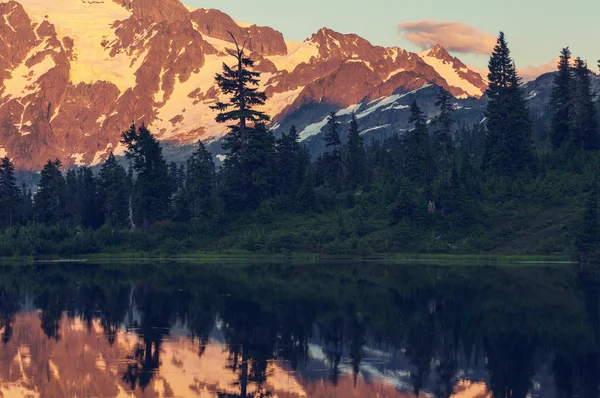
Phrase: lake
[{"left": 0, "top": 261, "right": 597, "bottom": 397}]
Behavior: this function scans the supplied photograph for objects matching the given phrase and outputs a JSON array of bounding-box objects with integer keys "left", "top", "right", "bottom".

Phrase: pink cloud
[
  {"left": 519, "top": 58, "right": 560, "bottom": 82},
  {"left": 398, "top": 20, "right": 496, "bottom": 55}
]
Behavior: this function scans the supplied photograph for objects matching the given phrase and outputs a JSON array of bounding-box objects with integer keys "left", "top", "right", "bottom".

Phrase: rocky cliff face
[{"left": 0, "top": 0, "right": 488, "bottom": 169}]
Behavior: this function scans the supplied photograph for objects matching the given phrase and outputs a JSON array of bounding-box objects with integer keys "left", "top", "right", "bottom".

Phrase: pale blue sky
[{"left": 184, "top": 0, "right": 599, "bottom": 72}]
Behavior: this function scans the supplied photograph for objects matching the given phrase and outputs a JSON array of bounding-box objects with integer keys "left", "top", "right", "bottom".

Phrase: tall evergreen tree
[
  {"left": 570, "top": 58, "right": 599, "bottom": 150},
  {"left": 549, "top": 48, "right": 573, "bottom": 149},
  {"left": 34, "top": 159, "right": 67, "bottom": 225},
  {"left": 577, "top": 187, "right": 599, "bottom": 265},
  {"left": 404, "top": 100, "right": 433, "bottom": 193},
  {"left": 98, "top": 153, "right": 130, "bottom": 228},
  {"left": 186, "top": 141, "right": 215, "bottom": 218},
  {"left": 322, "top": 112, "right": 343, "bottom": 191},
  {"left": 76, "top": 167, "right": 101, "bottom": 229},
  {"left": 275, "top": 125, "right": 307, "bottom": 201},
  {"left": 344, "top": 113, "right": 366, "bottom": 191},
  {"left": 0, "top": 157, "right": 21, "bottom": 228},
  {"left": 482, "top": 32, "right": 534, "bottom": 176},
  {"left": 121, "top": 123, "right": 171, "bottom": 228},
  {"left": 433, "top": 88, "right": 455, "bottom": 214},
  {"left": 211, "top": 33, "right": 270, "bottom": 209}
]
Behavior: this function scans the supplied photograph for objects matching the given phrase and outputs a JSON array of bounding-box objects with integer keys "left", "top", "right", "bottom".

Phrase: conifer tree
[
  {"left": 0, "top": 156, "right": 21, "bottom": 228},
  {"left": 570, "top": 58, "right": 599, "bottom": 150},
  {"left": 322, "top": 112, "right": 343, "bottom": 191},
  {"left": 186, "top": 141, "right": 215, "bottom": 218},
  {"left": 433, "top": 88, "right": 455, "bottom": 215},
  {"left": 482, "top": 32, "right": 534, "bottom": 176},
  {"left": 276, "top": 125, "right": 307, "bottom": 201},
  {"left": 344, "top": 113, "right": 366, "bottom": 191},
  {"left": 211, "top": 33, "right": 270, "bottom": 209},
  {"left": 34, "top": 159, "right": 67, "bottom": 225},
  {"left": 549, "top": 48, "right": 573, "bottom": 149},
  {"left": 121, "top": 123, "right": 171, "bottom": 228},
  {"left": 76, "top": 167, "right": 101, "bottom": 229},
  {"left": 98, "top": 153, "right": 130, "bottom": 228},
  {"left": 577, "top": 187, "right": 599, "bottom": 265},
  {"left": 404, "top": 100, "right": 433, "bottom": 193}
]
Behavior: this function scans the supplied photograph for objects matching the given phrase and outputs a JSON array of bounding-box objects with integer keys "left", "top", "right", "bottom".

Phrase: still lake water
[{"left": 0, "top": 261, "right": 598, "bottom": 397}]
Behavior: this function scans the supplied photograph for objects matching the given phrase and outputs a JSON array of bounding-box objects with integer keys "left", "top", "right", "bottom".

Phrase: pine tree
[
  {"left": 433, "top": 88, "right": 455, "bottom": 215},
  {"left": 570, "top": 58, "right": 599, "bottom": 150},
  {"left": 186, "top": 141, "right": 215, "bottom": 218},
  {"left": 549, "top": 48, "right": 573, "bottom": 149},
  {"left": 577, "top": 187, "right": 599, "bottom": 265},
  {"left": 344, "top": 113, "right": 366, "bottom": 191},
  {"left": 98, "top": 152, "right": 130, "bottom": 228},
  {"left": 275, "top": 125, "right": 307, "bottom": 201},
  {"left": 404, "top": 100, "right": 433, "bottom": 193},
  {"left": 482, "top": 32, "right": 534, "bottom": 176},
  {"left": 121, "top": 123, "right": 171, "bottom": 228},
  {"left": 34, "top": 159, "right": 67, "bottom": 225},
  {"left": 211, "top": 33, "right": 270, "bottom": 209},
  {"left": 322, "top": 112, "right": 343, "bottom": 191},
  {"left": 77, "top": 167, "right": 101, "bottom": 229},
  {"left": 0, "top": 157, "right": 21, "bottom": 228}
]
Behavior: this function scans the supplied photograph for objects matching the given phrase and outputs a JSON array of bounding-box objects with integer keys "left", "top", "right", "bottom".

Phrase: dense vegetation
[
  {"left": 0, "top": 34, "right": 600, "bottom": 258},
  {"left": 0, "top": 261, "right": 599, "bottom": 396}
]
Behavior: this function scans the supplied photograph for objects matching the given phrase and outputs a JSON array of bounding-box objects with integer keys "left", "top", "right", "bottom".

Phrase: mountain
[{"left": 0, "top": 0, "right": 489, "bottom": 169}]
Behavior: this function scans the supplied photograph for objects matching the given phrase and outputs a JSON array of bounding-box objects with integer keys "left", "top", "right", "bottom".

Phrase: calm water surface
[{"left": 0, "top": 261, "right": 598, "bottom": 397}]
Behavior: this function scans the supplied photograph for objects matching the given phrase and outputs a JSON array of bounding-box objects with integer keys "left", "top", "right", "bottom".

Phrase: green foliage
[
  {"left": 482, "top": 32, "right": 534, "bottom": 177},
  {"left": 34, "top": 159, "right": 68, "bottom": 225},
  {"left": 0, "top": 156, "right": 21, "bottom": 228},
  {"left": 121, "top": 123, "right": 171, "bottom": 228},
  {"left": 550, "top": 47, "right": 573, "bottom": 149}
]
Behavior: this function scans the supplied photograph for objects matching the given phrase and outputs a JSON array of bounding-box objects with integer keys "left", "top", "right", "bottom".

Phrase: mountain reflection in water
[{"left": 0, "top": 261, "right": 597, "bottom": 397}]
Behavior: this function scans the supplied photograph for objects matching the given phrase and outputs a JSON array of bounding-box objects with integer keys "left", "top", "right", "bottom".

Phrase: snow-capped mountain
[{"left": 0, "top": 0, "right": 492, "bottom": 169}]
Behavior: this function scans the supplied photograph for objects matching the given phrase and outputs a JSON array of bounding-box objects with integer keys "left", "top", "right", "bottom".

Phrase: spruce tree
[
  {"left": 186, "top": 141, "right": 215, "bottom": 218},
  {"left": 482, "top": 32, "right": 534, "bottom": 176},
  {"left": 98, "top": 152, "right": 130, "bottom": 228},
  {"left": 344, "top": 113, "right": 366, "bottom": 191},
  {"left": 275, "top": 125, "right": 307, "bottom": 201},
  {"left": 77, "top": 167, "right": 101, "bottom": 229},
  {"left": 322, "top": 112, "right": 343, "bottom": 191},
  {"left": 549, "top": 48, "right": 573, "bottom": 149},
  {"left": 570, "top": 58, "right": 599, "bottom": 150},
  {"left": 433, "top": 88, "right": 455, "bottom": 215},
  {"left": 211, "top": 33, "right": 270, "bottom": 209},
  {"left": 577, "top": 187, "right": 599, "bottom": 265},
  {"left": 34, "top": 159, "right": 67, "bottom": 225},
  {"left": 404, "top": 100, "right": 433, "bottom": 193},
  {"left": 121, "top": 123, "right": 171, "bottom": 228},
  {"left": 0, "top": 156, "right": 21, "bottom": 228}
]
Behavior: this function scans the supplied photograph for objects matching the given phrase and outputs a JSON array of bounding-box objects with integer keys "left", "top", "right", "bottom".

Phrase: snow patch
[
  {"left": 357, "top": 86, "right": 430, "bottom": 119},
  {"left": 525, "top": 91, "right": 537, "bottom": 100},
  {"left": 298, "top": 103, "right": 359, "bottom": 141},
  {"left": 266, "top": 40, "right": 319, "bottom": 72},
  {"left": 0, "top": 148, "right": 7, "bottom": 158},
  {"left": 70, "top": 153, "right": 85, "bottom": 166},
  {"left": 419, "top": 50, "right": 483, "bottom": 98},
  {"left": 361, "top": 124, "right": 391, "bottom": 135},
  {"left": 20, "top": 0, "right": 138, "bottom": 93},
  {"left": 384, "top": 68, "right": 406, "bottom": 82}
]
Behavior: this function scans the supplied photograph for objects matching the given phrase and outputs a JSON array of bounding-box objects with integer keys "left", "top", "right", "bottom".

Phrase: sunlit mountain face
[{"left": 0, "top": 261, "right": 597, "bottom": 397}]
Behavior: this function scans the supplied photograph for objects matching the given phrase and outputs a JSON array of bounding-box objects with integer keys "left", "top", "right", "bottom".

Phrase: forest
[{"left": 0, "top": 33, "right": 599, "bottom": 258}]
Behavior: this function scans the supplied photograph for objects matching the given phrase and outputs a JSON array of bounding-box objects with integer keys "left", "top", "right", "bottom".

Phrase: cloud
[
  {"left": 398, "top": 20, "right": 496, "bottom": 55},
  {"left": 518, "top": 58, "right": 559, "bottom": 82}
]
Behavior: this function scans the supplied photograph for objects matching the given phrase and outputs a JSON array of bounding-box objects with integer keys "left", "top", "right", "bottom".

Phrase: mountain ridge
[{"left": 0, "top": 0, "right": 495, "bottom": 169}]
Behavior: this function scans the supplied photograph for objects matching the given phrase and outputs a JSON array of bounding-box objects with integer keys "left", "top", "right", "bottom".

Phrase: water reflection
[{"left": 0, "top": 262, "right": 597, "bottom": 397}]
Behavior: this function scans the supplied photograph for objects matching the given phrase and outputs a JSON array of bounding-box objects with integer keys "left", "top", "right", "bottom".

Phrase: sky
[{"left": 184, "top": 0, "right": 599, "bottom": 78}]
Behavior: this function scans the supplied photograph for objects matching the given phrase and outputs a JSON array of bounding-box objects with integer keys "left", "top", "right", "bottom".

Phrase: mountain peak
[{"left": 425, "top": 44, "right": 453, "bottom": 61}]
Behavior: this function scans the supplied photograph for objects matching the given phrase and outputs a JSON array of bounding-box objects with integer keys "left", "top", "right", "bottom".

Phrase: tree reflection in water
[{"left": 0, "top": 261, "right": 597, "bottom": 397}]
